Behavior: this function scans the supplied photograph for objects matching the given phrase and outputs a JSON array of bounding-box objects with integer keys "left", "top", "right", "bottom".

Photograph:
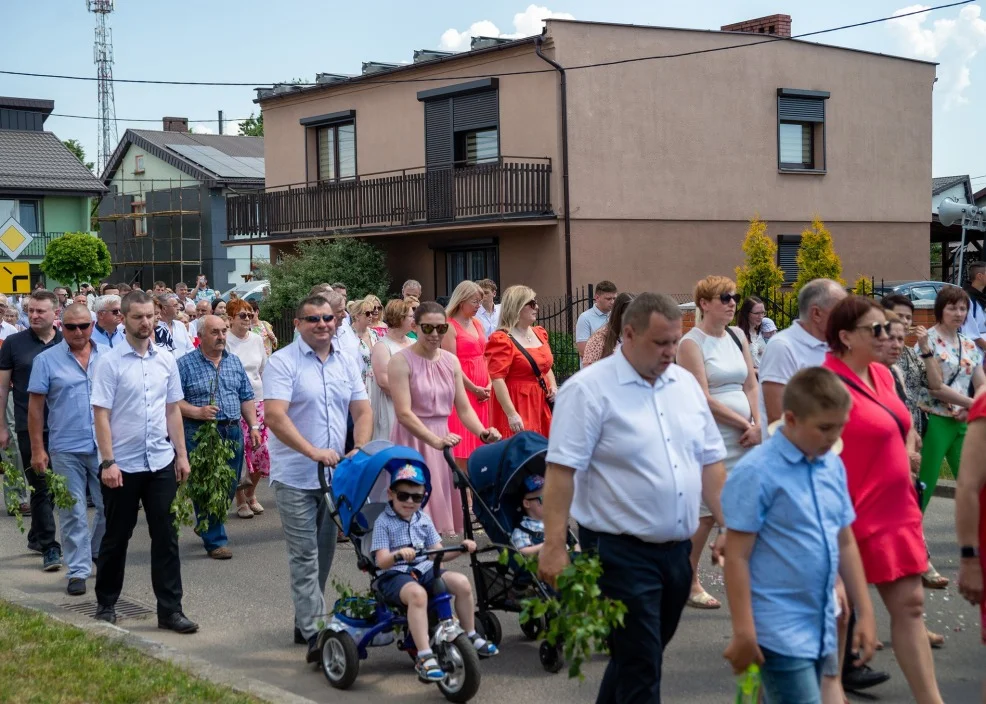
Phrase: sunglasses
[
  {"left": 101, "top": 308, "right": 121, "bottom": 315},
  {"left": 719, "top": 293, "right": 742, "bottom": 305},
  {"left": 364, "top": 308, "right": 381, "bottom": 317},
  {"left": 235, "top": 312, "right": 255, "bottom": 320},
  {"left": 857, "top": 322, "right": 892, "bottom": 339},
  {"left": 525, "top": 300, "right": 539, "bottom": 309},
  {"left": 63, "top": 322, "right": 92, "bottom": 332},
  {"left": 418, "top": 323, "right": 449, "bottom": 335},
  {"left": 301, "top": 314, "right": 335, "bottom": 324},
  {"left": 394, "top": 490, "right": 425, "bottom": 504}
]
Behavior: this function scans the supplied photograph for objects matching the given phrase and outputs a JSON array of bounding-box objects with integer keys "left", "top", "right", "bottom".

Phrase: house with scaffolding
[{"left": 98, "top": 118, "right": 267, "bottom": 289}]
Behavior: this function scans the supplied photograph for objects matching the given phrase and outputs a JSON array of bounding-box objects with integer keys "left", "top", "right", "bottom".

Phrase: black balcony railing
[
  {"left": 0, "top": 232, "right": 66, "bottom": 260},
  {"left": 226, "top": 156, "right": 552, "bottom": 239}
]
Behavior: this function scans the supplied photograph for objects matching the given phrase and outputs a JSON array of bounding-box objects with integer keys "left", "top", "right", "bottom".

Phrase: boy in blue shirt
[
  {"left": 372, "top": 463, "right": 498, "bottom": 682},
  {"left": 722, "top": 367, "right": 877, "bottom": 703},
  {"left": 510, "top": 475, "right": 545, "bottom": 556}
]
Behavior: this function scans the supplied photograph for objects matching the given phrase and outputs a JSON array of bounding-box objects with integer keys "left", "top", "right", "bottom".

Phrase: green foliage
[
  {"left": 62, "top": 139, "right": 95, "bottom": 172},
  {"left": 793, "top": 217, "right": 844, "bottom": 294},
  {"left": 40, "top": 232, "right": 112, "bottom": 292},
  {"left": 257, "top": 238, "right": 390, "bottom": 319},
  {"left": 504, "top": 550, "right": 627, "bottom": 680},
  {"left": 852, "top": 275, "right": 874, "bottom": 297},
  {"left": 331, "top": 579, "right": 377, "bottom": 620},
  {"left": 1, "top": 459, "right": 29, "bottom": 532},
  {"left": 171, "top": 421, "right": 236, "bottom": 533},
  {"left": 735, "top": 214, "right": 785, "bottom": 297},
  {"left": 44, "top": 472, "right": 76, "bottom": 510},
  {"left": 548, "top": 331, "right": 579, "bottom": 382},
  {"left": 239, "top": 112, "right": 263, "bottom": 137}
]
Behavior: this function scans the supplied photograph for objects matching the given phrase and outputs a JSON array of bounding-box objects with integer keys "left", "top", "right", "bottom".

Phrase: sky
[{"left": 2, "top": 1, "right": 984, "bottom": 192}]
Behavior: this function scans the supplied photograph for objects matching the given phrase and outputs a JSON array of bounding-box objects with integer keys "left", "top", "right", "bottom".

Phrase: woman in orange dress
[{"left": 486, "top": 285, "right": 556, "bottom": 439}]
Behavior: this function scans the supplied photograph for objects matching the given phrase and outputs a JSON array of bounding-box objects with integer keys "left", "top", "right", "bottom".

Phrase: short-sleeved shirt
[
  {"left": 918, "top": 328, "right": 983, "bottom": 418},
  {"left": 371, "top": 504, "right": 442, "bottom": 575},
  {"left": 177, "top": 348, "right": 254, "bottom": 422},
  {"left": 193, "top": 287, "right": 217, "bottom": 302},
  {"left": 26, "top": 340, "right": 99, "bottom": 454},
  {"left": 90, "top": 340, "right": 184, "bottom": 473},
  {"left": 723, "top": 430, "right": 855, "bottom": 659},
  {"left": 476, "top": 304, "right": 500, "bottom": 338},
  {"left": 263, "top": 337, "right": 367, "bottom": 490},
  {"left": 757, "top": 321, "right": 828, "bottom": 438},
  {"left": 91, "top": 323, "right": 123, "bottom": 349},
  {"left": 157, "top": 319, "right": 194, "bottom": 359},
  {"left": 575, "top": 305, "right": 608, "bottom": 345},
  {"left": 0, "top": 327, "right": 63, "bottom": 433},
  {"left": 961, "top": 291, "right": 986, "bottom": 345},
  {"left": 510, "top": 516, "right": 545, "bottom": 550},
  {"left": 547, "top": 350, "right": 726, "bottom": 543}
]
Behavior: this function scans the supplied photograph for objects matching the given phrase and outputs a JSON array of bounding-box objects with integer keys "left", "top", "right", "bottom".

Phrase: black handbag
[{"left": 508, "top": 332, "right": 554, "bottom": 410}]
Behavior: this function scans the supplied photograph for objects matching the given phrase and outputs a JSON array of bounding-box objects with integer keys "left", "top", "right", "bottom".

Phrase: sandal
[
  {"left": 236, "top": 503, "right": 254, "bottom": 519},
  {"left": 874, "top": 640, "right": 885, "bottom": 651},
  {"left": 921, "top": 565, "right": 949, "bottom": 590},
  {"left": 469, "top": 633, "right": 499, "bottom": 658},
  {"left": 248, "top": 498, "right": 264, "bottom": 515},
  {"left": 927, "top": 629, "right": 945, "bottom": 649},
  {"left": 686, "top": 590, "right": 721, "bottom": 609},
  {"left": 415, "top": 654, "right": 445, "bottom": 681}
]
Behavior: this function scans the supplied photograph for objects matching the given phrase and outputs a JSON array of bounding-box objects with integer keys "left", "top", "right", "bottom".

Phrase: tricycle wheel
[
  {"left": 539, "top": 640, "right": 564, "bottom": 674},
  {"left": 520, "top": 615, "right": 544, "bottom": 641},
  {"left": 474, "top": 610, "right": 502, "bottom": 646},
  {"left": 320, "top": 631, "right": 360, "bottom": 689},
  {"left": 437, "top": 633, "right": 481, "bottom": 702}
]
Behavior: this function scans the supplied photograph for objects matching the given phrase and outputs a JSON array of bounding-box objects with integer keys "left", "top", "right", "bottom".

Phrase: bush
[
  {"left": 793, "top": 217, "right": 844, "bottom": 294},
  {"left": 549, "top": 331, "right": 579, "bottom": 382},
  {"left": 853, "top": 275, "right": 874, "bottom": 297},
  {"left": 735, "top": 214, "right": 784, "bottom": 297},
  {"left": 40, "top": 232, "right": 112, "bottom": 291},
  {"left": 257, "top": 238, "right": 390, "bottom": 319}
]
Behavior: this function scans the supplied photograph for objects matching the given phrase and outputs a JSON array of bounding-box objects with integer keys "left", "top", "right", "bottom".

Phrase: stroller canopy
[
  {"left": 328, "top": 440, "right": 431, "bottom": 536},
  {"left": 467, "top": 432, "right": 547, "bottom": 542}
]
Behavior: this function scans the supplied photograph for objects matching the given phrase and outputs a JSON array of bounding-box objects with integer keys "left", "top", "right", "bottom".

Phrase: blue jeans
[
  {"left": 184, "top": 422, "right": 243, "bottom": 552},
  {"left": 50, "top": 451, "right": 104, "bottom": 579},
  {"left": 760, "top": 647, "right": 825, "bottom": 704}
]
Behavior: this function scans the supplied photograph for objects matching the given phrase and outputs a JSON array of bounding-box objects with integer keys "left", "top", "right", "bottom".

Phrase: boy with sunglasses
[
  {"left": 510, "top": 475, "right": 547, "bottom": 556},
  {"left": 372, "top": 463, "right": 498, "bottom": 682}
]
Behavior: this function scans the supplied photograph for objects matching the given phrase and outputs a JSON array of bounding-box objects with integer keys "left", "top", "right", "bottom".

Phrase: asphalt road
[{"left": 1, "top": 487, "right": 982, "bottom": 703}]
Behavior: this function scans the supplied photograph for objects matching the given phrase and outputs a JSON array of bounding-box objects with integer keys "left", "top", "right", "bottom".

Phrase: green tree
[
  {"left": 240, "top": 112, "right": 263, "bottom": 137},
  {"left": 735, "top": 214, "right": 785, "bottom": 297},
  {"left": 40, "top": 232, "right": 113, "bottom": 292},
  {"left": 793, "top": 216, "right": 844, "bottom": 294},
  {"left": 852, "top": 275, "right": 874, "bottom": 297},
  {"left": 257, "top": 238, "right": 390, "bottom": 319},
  {"left": 62, "top": 139, "right": 95, "bottom": 172}
]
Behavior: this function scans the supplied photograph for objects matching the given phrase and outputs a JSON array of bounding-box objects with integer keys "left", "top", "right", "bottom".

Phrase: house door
[{"left": 445, "top": 245, "right": 499, "bottom": 294}]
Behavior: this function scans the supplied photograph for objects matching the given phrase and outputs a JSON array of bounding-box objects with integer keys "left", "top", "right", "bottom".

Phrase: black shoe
[
  {"left": 294, "top": 626, "right": 306, "bottom": 645},
  {"left": 27, "top": 541, "right": 42, "bottom": 554},
  {"left": 842, "top": 663, "right": 891, "bottom": 692},
  {"left": 305, "top": 634, "right": 320, "bottom": 664},
  {"left": 67, "top": 578, "right": 86, "bottom": 596},
  {"left": 42, "top": 548, "right": 62, "bottom": 572},
  {"left": 158, "top": 612, "right": 199, "bottom": 634},
  {"left": 87, "top": 495, "right": 95, "bottom": 509},
  {"left": 94, "top": 605, "right": 116, "bottom": 624}
]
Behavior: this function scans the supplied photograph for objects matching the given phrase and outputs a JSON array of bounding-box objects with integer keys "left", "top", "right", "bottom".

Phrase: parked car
[
  {"left": 221, "top": 279, "right": 269, "bottom": 303},
  {"left": 873, "top": 280, "right": 960, "bottom": 302}
]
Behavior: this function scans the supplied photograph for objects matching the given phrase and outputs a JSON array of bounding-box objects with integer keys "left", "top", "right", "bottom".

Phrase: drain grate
[{"left": 62, "top": 597, "right": 155, "bottom": 621}]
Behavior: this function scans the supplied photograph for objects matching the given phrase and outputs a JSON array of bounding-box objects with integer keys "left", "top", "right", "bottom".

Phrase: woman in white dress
[
  {"left": 677, "top": 275, "right": 761, "bottom": 609},
  {"left": 368, "top": 299, "right": 415, "bottom": 442}
]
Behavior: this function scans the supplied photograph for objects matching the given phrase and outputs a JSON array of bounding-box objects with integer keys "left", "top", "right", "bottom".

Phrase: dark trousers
[
  {"left": 592, "top": 530, "right": 693, "bottom": 704},
  {"left": 96, "top": 461, "right": 183, "bottom": 618},
  {"left": 345, "top": 412, "right": 355, "bottom": 454},
  {"left": 17, "top": 430, "right": 60, "bottom": 552},
  {"left": 842, "top": 611, "right": 857, "bottom": 676}
]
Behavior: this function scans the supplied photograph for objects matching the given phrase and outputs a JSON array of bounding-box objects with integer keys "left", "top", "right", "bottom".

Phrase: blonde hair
[
  {"left": 445, "top": 280, "right": 483, "bottom": 318},
  {"left": 693, "top": 275, "right": 736, "bottom": 322},
  {"left": 382, "top": 298, "right": 412, "bottom": 328},
  {"left": 358, "top": 295, "right": 382, "bottom": 315},
  {"left": 498, "top": 285, "right": 537, "bottom": 331},
  {"left": 347, "top": 300, "right": 361, "bottom": 318}
]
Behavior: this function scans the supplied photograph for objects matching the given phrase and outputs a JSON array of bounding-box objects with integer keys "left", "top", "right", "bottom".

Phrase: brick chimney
[
  {"left": 162, "top": 116, "right": 189, "bottom": 133},
  {"left": 721, "top": 14, "right": 791, "bottom": 37}
]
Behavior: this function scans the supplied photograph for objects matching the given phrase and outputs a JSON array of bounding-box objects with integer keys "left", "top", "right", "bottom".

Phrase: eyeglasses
[
  {"left": 101, "top": 308, "right": 121, "bottom": 315},
  {"left": 418, "top": 323, "right": 449, "bottom": 335},
  {"left": 719, "top": 293, "right": 742, "bottom": 305},
  {"left": 301, "top": 314, "right": 335, "bottom": 324},
  {"left": 394, "top": 491, "right": 425, "bottom": 504},
  {"left": 525, "top": 300, "right": 539, "bottom": 309},
  {"left": 63, "top": 322, "right": 92, "bottom": 332},
  {"left": 235, "top": 312, "right": 255, "bottom": 320},
  {"left": 857, "top": 322, "right": 892, "bottom": 339}
]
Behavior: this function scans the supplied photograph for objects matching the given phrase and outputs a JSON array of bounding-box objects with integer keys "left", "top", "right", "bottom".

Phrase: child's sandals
[
  {"left": 415, "top": 654, "right": 445, "bottom": 681},
  {"left": 469, "top": 633, "right": 499, "bottom": 658}
]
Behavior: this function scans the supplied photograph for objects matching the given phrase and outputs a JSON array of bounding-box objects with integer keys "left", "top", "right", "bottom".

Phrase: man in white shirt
[
  {"left": 0, "top": 294, "right": 19, "bottom": 340},
  {"left": 476, "top": 279, "right": 501, "bottom": 337},
  {"left": 188, "top": 299, "right": 212, "bottom": 339},
  {"left": 962, "top": 262, "right": 986, "bottom": 356},
  {"left": 155, "top": 294, "right": 194, "bottom": 359},
  {"left": 539, "top": 292, "right": 727, "bottom": 703},
  {"left": 575, "top": 280, "right": 618, "bottom": 363}
]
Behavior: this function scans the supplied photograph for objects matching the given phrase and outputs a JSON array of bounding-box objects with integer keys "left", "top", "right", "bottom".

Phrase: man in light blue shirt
[
  {"left": 91, "top": 295, "right": 124, "bottom": 349},
  {"left": 90, "top": 291, "right": 196, "bottom": 633},
  {"left": 575, "top": 280, "right": 617, "bottom": 365},
  {"left": 192, "top": 274, "right": 217, "bottom": 303},
  {"left": 27, "top": 304, "right": 104, "bottom": 596},
  {"left": 264, "top": 292, "right": 372, "bottom": 661}
]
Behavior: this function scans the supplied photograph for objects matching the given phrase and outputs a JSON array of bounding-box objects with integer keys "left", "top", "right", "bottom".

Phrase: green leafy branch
[
  {"left": 171, "top": 420, "right": 236, "bottom": 533},
  {"left": 1, "top": 461, "right": 77, "bottom": 532},
  {"left": 44, "top": 472, "right": 76, "bottom": 510},
  {"left": 331, "top": 579, "right": 377, "bottom": 620},
  {"left": 503, "top": 549, "right": 627, "bottom": 680}
]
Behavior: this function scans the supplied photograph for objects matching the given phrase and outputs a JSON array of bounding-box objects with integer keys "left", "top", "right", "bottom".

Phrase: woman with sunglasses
[
  {"left": 678, "top": 275, "right": 760, "bottom": 610},
  {"left": 443, "top": 281, "right": 491, "bottom": 469},
  {"left": 389, "top": 301, "right": 501, "bottom": 536},
  {"left": 350, "top": 297, "right": 382, "bottom": 391},
  {"left": 823, "top": 296, "right": 944, "bottom": 704},
  {"left": 917, "top": 286, "right": 985, "bottom": 512},
  {"left": 486, "top": 285, "right": 556, "bottom": 440},
  {"left": 226, "top": 299, "right": 270, "bottom": 518}
]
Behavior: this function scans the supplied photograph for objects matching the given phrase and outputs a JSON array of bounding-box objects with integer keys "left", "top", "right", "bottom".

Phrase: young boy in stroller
[
  {"left": 510, "top": 475, "right": 546, "bottom": 556},
  {"left": 372, "top": 462, "right": 499, "bottom": 681}
]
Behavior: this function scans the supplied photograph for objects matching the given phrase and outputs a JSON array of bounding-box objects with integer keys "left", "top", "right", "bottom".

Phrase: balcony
[
  {"left": 226, "top": 156, "right": 553, "bottom": 240},
  {"left": 0, "top": 232, "right": 67, "bottom": 261}
]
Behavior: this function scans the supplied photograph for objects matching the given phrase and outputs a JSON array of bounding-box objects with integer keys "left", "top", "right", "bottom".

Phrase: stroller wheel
[
  {"left": 474, "top": 610, "right": 502, "bottom": 646},
  {"left": 520, "top": 616, "right": 545, "bottom": 641},
  {"left": 321, "top": 631, "right": 360, "bottom": 689},
  {"left": 539, "top": 640, "right": 564, "bottom": 674}
]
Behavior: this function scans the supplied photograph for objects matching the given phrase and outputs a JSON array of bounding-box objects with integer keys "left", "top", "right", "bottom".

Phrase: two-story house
[
  {"left": 231, "top": 14, "right": 934, "bottom": 298},
  {"left": 98, "top": 119, "right": 268, "bottom": 290},
  {"left": 0, "top": 96, "right": 108, "bottom": 288}
]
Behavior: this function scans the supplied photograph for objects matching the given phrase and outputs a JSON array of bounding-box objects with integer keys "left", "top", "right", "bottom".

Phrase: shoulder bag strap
[
  {"left": 836, "top": 372, "right": 907, "bottom": 442},
  {"left": 724, "top": 326, "right": 744, "bottom": 354},
  {"left": 508, "top": 333, "right": 550, "bottom": 398}
]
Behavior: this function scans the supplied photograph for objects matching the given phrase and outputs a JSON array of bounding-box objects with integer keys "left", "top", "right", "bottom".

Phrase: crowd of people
[{"left": 1, "top": 270, "right": 983, "bottom": 703}]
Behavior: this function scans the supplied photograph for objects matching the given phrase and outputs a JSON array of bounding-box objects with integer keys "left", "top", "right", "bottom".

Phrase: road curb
[
  {"left": 934, "top": 478, "right": 956, "bottom": 499},
  {"left": 0, "top": 584, "right": 319, "bottom": 704}
]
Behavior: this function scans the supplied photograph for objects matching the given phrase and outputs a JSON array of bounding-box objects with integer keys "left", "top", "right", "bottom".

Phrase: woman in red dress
[
  {"left": 486, "top": 285, "right": 555, "bottom": 439},
  {"left": 957, "top": 393, "right": 986, "bottom": 658},
  {"left": 823, "top": 296, "right": 943, "bottom": 704}
]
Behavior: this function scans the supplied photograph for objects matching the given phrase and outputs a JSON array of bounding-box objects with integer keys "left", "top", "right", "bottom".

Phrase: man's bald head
[
  {"left": 195, "top": 299, "right": 211, "bottom": 316},
  {"left": 62, "top": 302, "right": 92, "bottom": 323}
]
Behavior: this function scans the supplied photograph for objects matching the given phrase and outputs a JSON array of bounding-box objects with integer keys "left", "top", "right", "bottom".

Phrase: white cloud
[
  {"left": 889, "top": 4, "right": 986, "bottom": 108},
  {"left": 438, "top": 5, "right": 574, "bottom": 52}
]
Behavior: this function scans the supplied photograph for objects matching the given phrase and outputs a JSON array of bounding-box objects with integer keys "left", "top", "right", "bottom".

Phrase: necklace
[{"left": 512, "top": 326, "right": 536, "bottom": 343}]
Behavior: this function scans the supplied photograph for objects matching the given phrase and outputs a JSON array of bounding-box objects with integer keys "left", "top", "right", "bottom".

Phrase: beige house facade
[{"left": 233, "top": 16, "right": 934, "bottom": 298}]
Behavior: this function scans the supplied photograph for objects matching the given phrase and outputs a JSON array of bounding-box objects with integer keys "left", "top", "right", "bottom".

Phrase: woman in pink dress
[
  {"left": 388, "top": 302, "right": 501, "bottom": 536},
  {"left": 442, "top": 281, "right": 491, "bottom": 468}
]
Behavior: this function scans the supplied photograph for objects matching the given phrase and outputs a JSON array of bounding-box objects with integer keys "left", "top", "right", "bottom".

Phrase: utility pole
[
  {"left": 87, "top": 0, "right": 118, "bottom": 173},
  {"left": 218, "top": 110, "right": 224, "bottom": 135}
]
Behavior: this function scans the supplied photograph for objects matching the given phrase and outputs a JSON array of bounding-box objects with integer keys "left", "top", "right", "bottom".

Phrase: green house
[{"left": 0, "top": 96, "right": 108, "bottom": 288}]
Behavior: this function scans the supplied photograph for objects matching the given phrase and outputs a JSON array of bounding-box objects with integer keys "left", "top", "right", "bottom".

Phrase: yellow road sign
[{"left": 0, "top": 262, "right": 31, "bottom": 295}]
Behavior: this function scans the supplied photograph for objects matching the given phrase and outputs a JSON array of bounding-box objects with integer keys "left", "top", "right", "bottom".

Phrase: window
[
  {"left": 17, "top": 200, "right": 39, "bottom": 232},
  {"left": 132, "top": 199, "right": 147, "bottom": 237},
  {"left": 455, "top": 128, "right": 498, "bottom": 166},
  {"left": 777, "top": 235, "right": 801, "bottom": 284},
  {"left": 317, "top": 123, "right": 355, "bottom": 182},
  {"left": 777, "top": 89, "right": 829, "bottom": 172},
  {"left": 446, "top": 245, "right": 498, "bottom": 293},
  {"left": 134, "top": 154, "right": 145, "bottom": 174}
]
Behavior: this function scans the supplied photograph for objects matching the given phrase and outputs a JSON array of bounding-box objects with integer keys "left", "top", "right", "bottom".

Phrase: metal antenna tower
[{"left": 88, "top": 0, "right": 118, "bottom": 173}]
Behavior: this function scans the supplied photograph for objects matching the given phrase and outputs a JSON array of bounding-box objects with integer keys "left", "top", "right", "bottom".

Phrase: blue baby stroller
[
  {"left": 450, "top": 431, "right": 574, "bottom": 672},
  {"left": 316, "top": 440, "right": 483, "bottom": 702}
]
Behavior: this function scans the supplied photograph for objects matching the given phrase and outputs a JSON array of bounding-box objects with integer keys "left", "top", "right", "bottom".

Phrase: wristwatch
[
  {"left": 960, "top": 545, "right": 980, "bottom": 559},
  {"left": 100, "top": 459, "right": 115, "bottom": 470},
  {"left": 920, "top": 351, "right": 934, "bottom": 359},
  {"left": 250, "top": 425, "right": 260, "bottom": 431}
]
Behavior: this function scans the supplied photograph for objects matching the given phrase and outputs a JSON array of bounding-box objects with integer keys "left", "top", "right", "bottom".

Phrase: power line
[
  {"left": 0, "top": 1, "right": 971, "bottom": 89},
  {"left": 50, "top": 112, "right": 253, "bottom": 123}
]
